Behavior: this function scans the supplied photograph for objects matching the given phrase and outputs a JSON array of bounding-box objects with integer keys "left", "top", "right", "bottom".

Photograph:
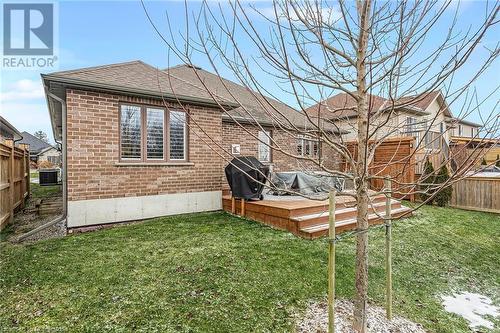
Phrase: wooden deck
[{"left": 222, "top": 194, "right": 412, "bottom": 239}]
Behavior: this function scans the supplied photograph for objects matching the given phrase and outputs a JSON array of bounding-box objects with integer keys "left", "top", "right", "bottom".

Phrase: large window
[
  {"left": 258, "top": 130, "right": 271, "bottom": 162},
  {"left": 120, "top": 104, "right": 187, "bottom": 162}
]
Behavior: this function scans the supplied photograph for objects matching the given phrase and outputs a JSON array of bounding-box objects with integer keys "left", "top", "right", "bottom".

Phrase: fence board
[
  {"left": 451, "top": 177, "right": 500, "bottom": 213},
  {"left": 341, "top": 137, "right": 416, "bottom": 201},
  {"left": 0, "top": 141, "right": 29, "bottom": 230}
]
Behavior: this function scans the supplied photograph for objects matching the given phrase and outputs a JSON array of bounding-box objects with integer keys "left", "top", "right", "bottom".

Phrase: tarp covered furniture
[
  {"left": 225, "top": 156, "right": 270, "bottom": 200},
  {"left": 270, "top": 171, "right": 344, "bottom": 195}
]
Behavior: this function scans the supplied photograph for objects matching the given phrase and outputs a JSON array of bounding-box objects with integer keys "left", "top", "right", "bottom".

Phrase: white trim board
[{"left": 67, "top": 191, "right": 222, "bottom": 227}]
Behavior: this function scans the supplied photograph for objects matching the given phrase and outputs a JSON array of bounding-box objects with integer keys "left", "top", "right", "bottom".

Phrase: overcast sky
[{"left": 1, "top": 1, "right": 498, "bottom": 144}]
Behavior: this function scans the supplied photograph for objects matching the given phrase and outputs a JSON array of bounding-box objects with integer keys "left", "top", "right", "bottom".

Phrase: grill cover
[{"left": 225, "top": 156, "right": 269, "bottom": 200}]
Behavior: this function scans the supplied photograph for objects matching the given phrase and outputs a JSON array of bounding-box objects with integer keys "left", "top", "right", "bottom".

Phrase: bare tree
[{"left": 142, "top": 0, "right": 499, "bottom": 331}]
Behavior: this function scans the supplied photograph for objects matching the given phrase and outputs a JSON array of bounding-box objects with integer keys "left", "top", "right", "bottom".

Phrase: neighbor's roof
[
  {"left": 43, "top": 61, "right": 336, "bottom": 132},
  {"left": 0, "top": 116, "right": 22, "bottom": 141},
  {"left": 18, "top": 131, "right": 53, "bottom": 154},
  {"left": 305, "top": 91, "right": 450, "bottom": 119}
]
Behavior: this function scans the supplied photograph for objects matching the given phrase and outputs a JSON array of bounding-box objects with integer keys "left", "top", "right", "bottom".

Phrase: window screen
[
  {"left": 169, "top": 111, "right": 186, "bottom": 160},
  {"left": 146, "top": 108, "right": 164, "bottom": 159},
  {"left": 120, "top": 105, "right": 142, "bottom": 159}
]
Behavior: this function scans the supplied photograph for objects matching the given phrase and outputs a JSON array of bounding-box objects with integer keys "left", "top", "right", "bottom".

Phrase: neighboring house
[
  {"left": 42, "top": 61, "right": 340, "bottom": 229},
  {"left": 305, "top": 91, "right": 482, "bottom": 174},
  {"left": 0, "top": 116, "right": 23, "bottom": 143},
  {"left": 18, "top": 131, "right": 61, "bottom": 166},
  {"left": 305, "top": 91, "right": 481, "bottom": 144}
]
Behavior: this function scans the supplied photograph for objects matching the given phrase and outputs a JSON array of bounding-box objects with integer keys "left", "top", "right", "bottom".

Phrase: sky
[{"left": 0, "top": 0, "right": 498, "bottom": 144}]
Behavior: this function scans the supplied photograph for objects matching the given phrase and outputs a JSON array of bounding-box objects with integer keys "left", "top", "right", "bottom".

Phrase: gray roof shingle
[{"left": 45, "top": 61, "right": 337, "bottom": 132}]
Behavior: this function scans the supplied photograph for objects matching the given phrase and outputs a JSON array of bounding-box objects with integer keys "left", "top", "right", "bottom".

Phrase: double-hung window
[{"left": 120, "top": 104, "right": 187, "bottom": 162}]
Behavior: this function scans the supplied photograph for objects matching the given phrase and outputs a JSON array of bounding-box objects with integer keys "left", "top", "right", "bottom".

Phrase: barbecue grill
[{"left": 225, "top": 156, "right": 270, "bottom": 200}]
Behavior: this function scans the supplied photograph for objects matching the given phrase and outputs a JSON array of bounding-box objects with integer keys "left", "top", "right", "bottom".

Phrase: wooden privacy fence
[
  {"left": 341, "top": 137, "right": 416, "bottom": 201},
  {"left": 0, "top": 141, "right": 30, "bottom": 230},
  {"left": 451, "top": 177, "right": 500, "bottom": 214}
]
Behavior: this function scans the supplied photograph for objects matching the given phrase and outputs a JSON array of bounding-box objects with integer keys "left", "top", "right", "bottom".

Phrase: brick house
[{"left": 42, "top": 61, "right": 340, "bottom": 229}]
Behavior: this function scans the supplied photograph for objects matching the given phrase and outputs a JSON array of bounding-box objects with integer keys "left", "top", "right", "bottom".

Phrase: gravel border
[{"left": 296, "top": 299, "right": 427, "bottom": 333}]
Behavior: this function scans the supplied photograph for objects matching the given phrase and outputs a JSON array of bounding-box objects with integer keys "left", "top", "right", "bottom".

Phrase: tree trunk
[{"left": 353, "top": 1, "right": 371, "bottom": 332}]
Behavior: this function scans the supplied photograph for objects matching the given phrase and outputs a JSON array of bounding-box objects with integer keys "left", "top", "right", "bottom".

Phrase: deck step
[
  {"left": 288, "top": 194, "right": 387, "bottom": 218},
  {"left": 300, "top": 206, "right": 412, "bottom": 237},
  {"left": 291, "top": 200, "right": 400, "bottom": 222}
]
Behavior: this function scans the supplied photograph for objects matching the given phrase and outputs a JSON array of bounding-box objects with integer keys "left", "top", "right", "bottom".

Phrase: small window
[
  {"left": 296, "top": 135, "right": 319, "bottom": 158},
  {"left": 258, "top": 130, "right": 271, "bottom": 162},
  {"left": 470, "top": 127, "right": 474, "bottom": 138},
  {"left": 440, "top": 123, "right": 444, "bottom": 133},
  {"left": 146, "top": 108, "right": 165, "bottom": 159},
  {"left": 120, "top": 105, "right": 142, "bottom": 159},
  {"left": 169, "top": 111, "right": 186, "bottom": 160},
  {"left": 405, "top": 117, "right": 416, "bottom": 133},
  {"left": 458, "top": 124, "right": 463, "bottom": 136}
]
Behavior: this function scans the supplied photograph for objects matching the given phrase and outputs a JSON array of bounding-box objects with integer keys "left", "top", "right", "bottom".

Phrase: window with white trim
[
  {"left": 119, "top": 104, "right": 187, "bottom": 162},
  {"left": 458, "top": 124, "right": 463, "bottom": 136},
  {"left": 258, "top": 130, "right": 271, "bottom": 162}
]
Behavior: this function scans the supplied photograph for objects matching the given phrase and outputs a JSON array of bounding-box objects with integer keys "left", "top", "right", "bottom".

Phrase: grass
[
  {"left": 29, "top": 183, "right": 61, "bottom": 200},
  {"left": 0, "top": 206, "right": 498, "bottom": 332}
]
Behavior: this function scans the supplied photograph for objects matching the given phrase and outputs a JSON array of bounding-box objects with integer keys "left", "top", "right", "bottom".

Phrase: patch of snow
[{"left": 441, "top": 292, "right": 499, "bottom": 330}]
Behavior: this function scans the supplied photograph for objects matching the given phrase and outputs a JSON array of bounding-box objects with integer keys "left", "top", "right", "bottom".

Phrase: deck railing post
[
  {"left": 384, "top": 178, "right": 393, "bottom": 320},
  {"left": 241, "top": 199, "right": 245, "bottom": 217},
  {"left": 328, "top": 189, "right": 336, "bottom": 333}
]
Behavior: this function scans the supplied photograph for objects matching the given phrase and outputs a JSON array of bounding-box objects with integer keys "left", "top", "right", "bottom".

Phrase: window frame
[
  {"left": 118, "top": 102, "right": 188, "bottom": 163},
  {"left": 168, "top": 110, "right": 188, "bottom": 161},
  {"left": 296, "top": 134, "right": 320, "bottom": 158}
]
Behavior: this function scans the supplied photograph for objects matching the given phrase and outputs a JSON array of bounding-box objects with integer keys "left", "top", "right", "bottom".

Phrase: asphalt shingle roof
[
  {"left": 18, "top": 131, "right": 53, "bottom": 154},
  {"left": 46, "top": 61, "right": 335, "bottom": 131}
]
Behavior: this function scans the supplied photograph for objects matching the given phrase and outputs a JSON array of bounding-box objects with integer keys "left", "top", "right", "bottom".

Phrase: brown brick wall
[
  {"left": 221, "top": 121, "right": 340, "bottom": 189},
  {"left": 66, "top": 89, "right": 223, "bottom": 201}
]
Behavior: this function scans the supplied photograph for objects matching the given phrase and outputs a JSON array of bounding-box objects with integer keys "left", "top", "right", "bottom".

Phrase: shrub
[
  {"left": 434, "top": 164, "right": 452, "bottom": 207},
  {"left": 495, "top": 155, "right": 500, "bottom": 168},
  {"left": 481, "top": 158, "right": 487, "bottom": 166},
  {"left": 420, "top": 158, "right": 435, "bottom": 204}
]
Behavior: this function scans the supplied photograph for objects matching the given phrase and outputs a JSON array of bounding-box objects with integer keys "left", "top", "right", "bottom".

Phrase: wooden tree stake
[
  {"left": 231, "top": 196, "right": 236, "bottom": 214},
  {"left": 328, "top": 189, "right": 336, "bottom": 333},
  {"left": 384, "top": 178, "right": 393, "bottom": 320},
  {"left": 241, "top": 199, "right": 245, "bottom": 217}
]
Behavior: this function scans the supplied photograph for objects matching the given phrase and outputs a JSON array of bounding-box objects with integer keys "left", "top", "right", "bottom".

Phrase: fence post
[
  {"left": 8, "top": 140, "right": 14, "bottom": 225},
  {"left": 384, "top": 178, "right": 393, "bottom": 320},
  {"left": 328, "top": 189, "right": 336, "bottom": 333},
  {"left": 21, "top": 146, "right": 26, "bottom": 209}
]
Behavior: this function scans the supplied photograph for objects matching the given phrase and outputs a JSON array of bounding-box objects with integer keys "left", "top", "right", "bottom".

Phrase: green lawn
[
  {"left": 29, "top": 183, "right": 61, "bottom": 200},
  {"left": 0, "top": 206, "right": 498, "bottom": 332}
]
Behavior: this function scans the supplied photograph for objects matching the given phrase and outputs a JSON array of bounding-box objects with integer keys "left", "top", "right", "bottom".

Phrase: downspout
[{"left": 16, "top": 88, "right": 67, "bottom": 242}]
